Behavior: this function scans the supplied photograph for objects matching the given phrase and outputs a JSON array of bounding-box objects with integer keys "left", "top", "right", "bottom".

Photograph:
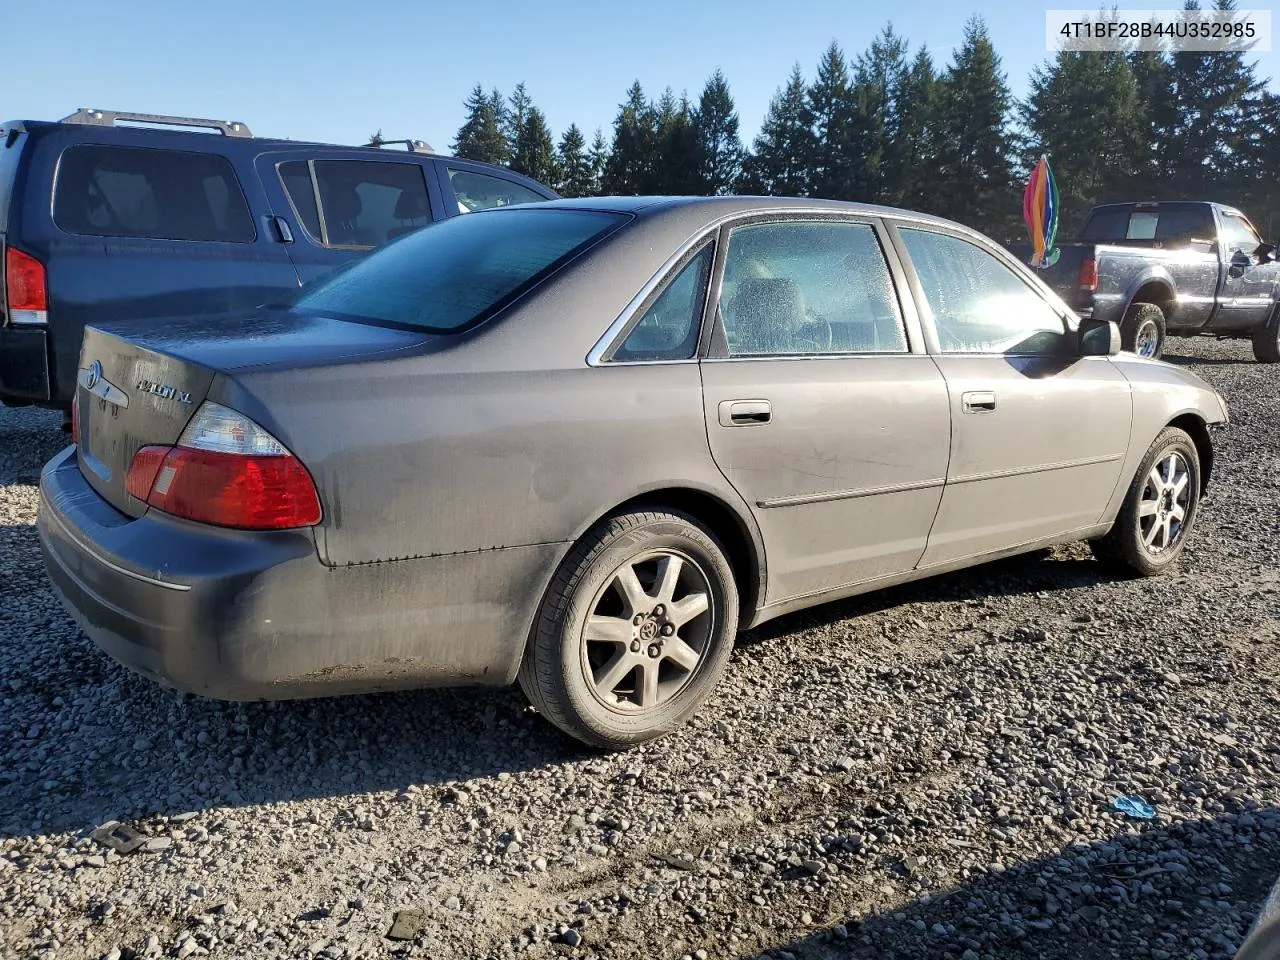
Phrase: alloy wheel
[
  {"left": 1138, "top": 451, "right": 1191, "bottom": 553},
  {"left": 580, "top": 549, "right": 714, "bottom": 714}
]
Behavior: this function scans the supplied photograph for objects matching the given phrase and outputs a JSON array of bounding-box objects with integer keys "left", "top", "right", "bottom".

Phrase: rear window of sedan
[{"left": 292, "top": 208, "right": 626, "bottom": 333}]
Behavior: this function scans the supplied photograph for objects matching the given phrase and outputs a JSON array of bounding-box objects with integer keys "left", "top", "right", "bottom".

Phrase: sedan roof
[{"left": 506, "top": 194, "right": 973, "bottom": 237}]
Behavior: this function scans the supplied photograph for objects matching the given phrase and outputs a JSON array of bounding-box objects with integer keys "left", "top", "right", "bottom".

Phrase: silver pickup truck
[{"left": 1007, "top": 200, "right": 1280, "bottom": 361}]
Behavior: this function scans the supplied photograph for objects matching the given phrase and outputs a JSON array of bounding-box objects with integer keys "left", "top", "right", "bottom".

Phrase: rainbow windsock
[{"left": 1023, "top": 154, "right": 1060, "bottom": 269}]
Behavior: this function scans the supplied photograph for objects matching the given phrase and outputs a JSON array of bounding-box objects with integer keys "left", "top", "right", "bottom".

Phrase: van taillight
[
  {"left": 71, "top": 400, "right": 80, "bottom": 445},
  {"left": 1079, "top": 258, "right": 1098, "bottom": 292},
  {"left": 5, "top": 247, "right": 48, "bottom": 324}
]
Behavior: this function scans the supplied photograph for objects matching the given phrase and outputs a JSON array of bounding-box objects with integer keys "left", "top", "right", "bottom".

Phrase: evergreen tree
[
  {"left": 604, "top": 82, "right": 659, "bottom": 195},
  {"left": 506, "top": 83, "right": 532, "bottom": 156},
  {"left": 888, "top": 47, "right": 940, "bottom": 208},
  {"left": 693, "top": 69, "right": 745, "bottom": 194},
  {"left": 453, "top": 84, "right": 510, "bottom": 165},
  {"left": 850, "top": 24, "right": 908, "bottom": 202},
  {"left": 1128, "top": 45, "right": 1178, "bottom": 189},
  {"left": 654, "top": 89, "right": 703, "bottom": 194},
  {"left": 803, "top": 41, "right": 856, "bottom": 199},
  {"left": 511, "top": 104, "right": 559, "bottom": 186},
  {"left": 1165, "top": 0, "right": 1267, "bottom": 198},
  {"left": 931, "top": 17, "right": 1017, "bottom": 235},
  {"left": 557, "top": 124, "right": 593, "bottom": 197},
  {"left": 1024, "top": 35, "right": 1147, "bottom": 230},
  {"left": 741, "top": 64, "right": 812, "bottom": 196},
  {"left": 588, "top": 128, "right": 610, "bottom": 195}
]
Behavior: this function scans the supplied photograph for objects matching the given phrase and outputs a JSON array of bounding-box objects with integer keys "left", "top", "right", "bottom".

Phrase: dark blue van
[{"left": 0, "top": 109, "right": 558, "bottom": 410}]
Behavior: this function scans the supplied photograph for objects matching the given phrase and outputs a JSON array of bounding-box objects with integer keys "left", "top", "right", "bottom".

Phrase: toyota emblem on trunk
[{"left": 85, "top": 360, "right": 102, "bottom": 390}]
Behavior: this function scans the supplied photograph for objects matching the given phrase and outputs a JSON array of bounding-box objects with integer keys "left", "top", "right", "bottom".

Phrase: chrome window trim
[
  {"left": 586, "top": 228, "right": 718, "bottom": 367},
  {"left": 587, "top": 205, "right": 938, "bottom": 367}
]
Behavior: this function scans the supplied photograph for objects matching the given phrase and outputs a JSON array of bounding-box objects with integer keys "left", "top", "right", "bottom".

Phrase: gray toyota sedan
[{"left": 39, "top": 197, "right": 1229, "bottom": 749}]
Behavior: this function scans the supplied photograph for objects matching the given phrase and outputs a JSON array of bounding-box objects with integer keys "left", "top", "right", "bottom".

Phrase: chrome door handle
[
  {"left": 718, "top": 399, "right": 772, "bottom": 426},
  {"left": 962, "top": 390, "right": 997, "bottom": 413}
]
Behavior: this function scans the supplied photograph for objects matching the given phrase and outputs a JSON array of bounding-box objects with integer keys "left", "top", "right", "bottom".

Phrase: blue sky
[{"left": 7, "top": 0, "right": 1277, "bottom": 151}]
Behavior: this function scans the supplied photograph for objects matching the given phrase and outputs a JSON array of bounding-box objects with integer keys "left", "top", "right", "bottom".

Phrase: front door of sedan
[
  {"left": 889, "top": 224, "right": 1132, "bottom": 568},
  {"left": 699, "top": 217, "right": 952, "bottom": 604}
]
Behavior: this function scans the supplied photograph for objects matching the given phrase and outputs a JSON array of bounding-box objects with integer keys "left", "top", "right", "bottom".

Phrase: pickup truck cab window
[
  {"left": 1220, "top": 214, "right": 1262, "bottom": 256},
  {"left": 1081, "top": 206, "right": 1215, "bottom": 246}
]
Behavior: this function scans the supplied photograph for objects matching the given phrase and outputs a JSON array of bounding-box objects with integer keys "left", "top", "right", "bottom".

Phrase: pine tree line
[{"left": 450, "top": 3, "right": 1280, "bottom": 239}]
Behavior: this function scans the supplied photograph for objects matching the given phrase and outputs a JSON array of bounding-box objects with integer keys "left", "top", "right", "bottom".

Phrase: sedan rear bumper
[{"left": 39, "top": 446, "right": 561, "bottom": 699}]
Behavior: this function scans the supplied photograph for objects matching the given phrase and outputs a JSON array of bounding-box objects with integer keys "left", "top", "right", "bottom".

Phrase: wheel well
[
  {"left": 609, "top": 488, "right": 761, "bottom": 620},
  {"left": 1169, "top": 414, "right": 1213, "bottom": 492},
  {"left": 1130, "top": 282, "right": 1175, "bottom": 315}
]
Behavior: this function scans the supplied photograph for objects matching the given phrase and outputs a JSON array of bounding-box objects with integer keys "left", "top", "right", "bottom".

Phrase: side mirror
[
  {"left": 1079, "top": 317, "right": 1121, "bottom": 357},
  {"left": 1230, "top": 249, "right": 1253, "bottom": 277}
]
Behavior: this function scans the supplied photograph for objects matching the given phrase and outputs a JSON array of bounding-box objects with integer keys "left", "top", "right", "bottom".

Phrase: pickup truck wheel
[
  {"left": 1120, "top": 303, "right": 1167, "bottom": 359},
  {"left": 1089, "top": 426, "right": 1200, "bottom": 577},
  {"left": 518, "top": 509, "right": 739, "bottom": 750},
  {"left": 1251, "top": 312, "right": 1280, "bottom": 363}
]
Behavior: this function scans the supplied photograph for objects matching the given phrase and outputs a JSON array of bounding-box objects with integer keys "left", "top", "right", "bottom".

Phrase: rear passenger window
[
  {"left": 448, "top": 168, "right": 547, "bottom": 213},
  {"left": 278, "top": 160, "right": 432, "bottom": 249},
  {"left": 54, "top": 145, "right": 255, "bottom": 242},
  {"left": 613, "top": 245, "right": 713, "bottom": 361},
  {"left": 719, "top": 220, "right": 908, "bottom": 356}
]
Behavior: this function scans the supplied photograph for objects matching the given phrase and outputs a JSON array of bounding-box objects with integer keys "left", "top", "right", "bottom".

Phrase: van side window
[
  {"left": 447, "top": 168, "right": 547, "bottom": 213},
  {"left": 277, "top": 160, "right": 433, "bottom": 249},
  {"left": 54, "top": 145, "right": 255, "bottom": 242}
]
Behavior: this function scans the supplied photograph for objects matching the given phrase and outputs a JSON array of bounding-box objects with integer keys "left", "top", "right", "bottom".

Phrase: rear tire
[
  {"left": 1090, "top": 426, "right": 1200, "bottom": 577},
  {"left": 1252, "top": 307, "right": 1280, "bottom": 363},
  {"left": 518, "top": 509, "right": 739, "bottom": 750},
  {"left": 1120, "top": 302, "right": 1167, "bottom": 359}
]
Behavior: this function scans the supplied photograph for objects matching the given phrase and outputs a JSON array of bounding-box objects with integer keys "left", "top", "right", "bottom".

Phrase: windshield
[{"left": 293, "top": 208, "right": 626, "bottom": 333}]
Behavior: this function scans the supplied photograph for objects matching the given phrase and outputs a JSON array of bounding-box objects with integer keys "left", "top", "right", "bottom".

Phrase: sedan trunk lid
[{"left": 74, "top": 312, "right": 431, "bottom": 516}]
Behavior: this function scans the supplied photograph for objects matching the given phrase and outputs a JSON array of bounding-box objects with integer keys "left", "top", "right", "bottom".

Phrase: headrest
[{"left": 394, "top": 189, "right": 429, "bottom": 219}]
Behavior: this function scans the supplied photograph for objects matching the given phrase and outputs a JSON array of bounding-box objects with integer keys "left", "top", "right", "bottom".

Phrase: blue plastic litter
[{"left": 1112, "top": 795, "right": 1157, "bottom": 820}]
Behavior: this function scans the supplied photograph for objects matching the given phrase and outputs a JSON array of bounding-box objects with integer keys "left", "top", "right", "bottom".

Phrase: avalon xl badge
[
  {"left": 77, "top": 361, "right": 129, "bottom": 408},
  {"left": 136, "top": 378, "right": 193, "bottom": 405}
]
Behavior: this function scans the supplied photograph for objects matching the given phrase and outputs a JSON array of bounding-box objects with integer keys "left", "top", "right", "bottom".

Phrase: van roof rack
[
  {"left": 59, "top": 108, "right": 252, "bottom": 138},
  {"left": 368, "top": 138, "right": 435, "bottom": 154}
]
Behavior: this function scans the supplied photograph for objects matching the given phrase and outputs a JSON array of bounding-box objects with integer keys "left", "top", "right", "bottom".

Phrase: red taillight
[
  {"left": 1079, "top": 258, "right": 1098, "bottom": 292},
  {"left": 70, "top": 400, "right": 80, "bottom": 445},
  {"left": 125, "top": 445, "right": 168, "bottom": 501},
  {"left": 5, "top": 247, "right": 48, "bottom": 323},
  {"left": 124, "top": 402, "right": 321, "bottom": 530},
  {"left": 126, "top": 445, "right": 322, "bottom": 530}
]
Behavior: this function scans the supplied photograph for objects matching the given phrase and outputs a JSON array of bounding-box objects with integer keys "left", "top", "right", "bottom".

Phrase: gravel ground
[{"left": 3, "top": 337, "right": 1280, "bottom": 960}]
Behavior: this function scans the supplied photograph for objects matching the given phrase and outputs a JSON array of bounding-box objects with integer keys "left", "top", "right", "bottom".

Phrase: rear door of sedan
[
  {"left": 885, "top": 220, "right": 1132, "bottom": 566},
  {"left": 698, "top": 214, "right": 952, "bottom": 604}
]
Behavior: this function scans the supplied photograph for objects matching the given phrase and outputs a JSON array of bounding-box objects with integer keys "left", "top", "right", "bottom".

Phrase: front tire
[
  {"left": 1090, "top": 426, "right": 1200, "bottom": 576},
  {"left": 1252, "top": 308, "right": 1280, "bottom": 363},
  {"left": 518, "top": 509, "right": 739, "bottom": 750},
  {"left": 1120, "top": 302, "right": 1167, "bottom": 359}
]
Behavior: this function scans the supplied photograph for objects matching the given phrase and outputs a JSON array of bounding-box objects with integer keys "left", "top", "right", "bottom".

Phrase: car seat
[
  {"left": 387, "top": 189, "right": 431, "bottom": 240},
  {"left": 728, "top": 278, "right": 806, "bottom": 355}
]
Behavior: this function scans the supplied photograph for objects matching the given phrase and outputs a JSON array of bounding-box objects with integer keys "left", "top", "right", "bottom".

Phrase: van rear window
[{"left": 54, "top": 145, "right": 256, "bottom": 242}]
